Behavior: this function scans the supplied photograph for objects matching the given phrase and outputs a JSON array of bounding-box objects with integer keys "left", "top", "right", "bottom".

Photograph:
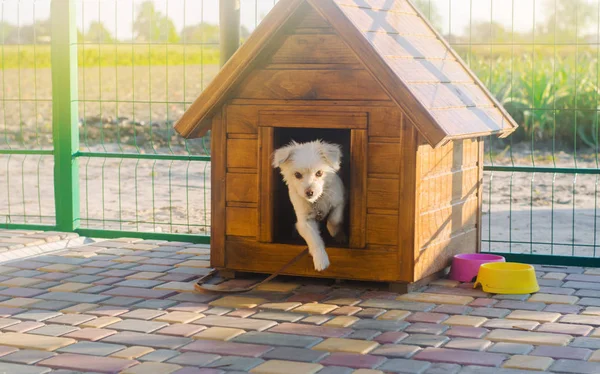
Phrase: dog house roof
[{"left": 174, "top": 0, "right": 518, "bottom": 148}]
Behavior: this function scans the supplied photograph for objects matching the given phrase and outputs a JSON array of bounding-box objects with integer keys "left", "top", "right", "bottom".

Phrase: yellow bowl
[{"left": 474, "top": 262, "right": 539, "bottom": 294}]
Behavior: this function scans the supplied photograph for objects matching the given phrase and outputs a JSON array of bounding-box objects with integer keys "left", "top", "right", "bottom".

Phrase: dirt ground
[{"left": 1, "top": 66, "right": 600, "bottom": 256}]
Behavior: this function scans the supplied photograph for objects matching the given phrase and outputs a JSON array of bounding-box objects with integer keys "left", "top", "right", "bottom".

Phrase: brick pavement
[{"left": 0, "top": 230, "right": 600, "bottom": 372}]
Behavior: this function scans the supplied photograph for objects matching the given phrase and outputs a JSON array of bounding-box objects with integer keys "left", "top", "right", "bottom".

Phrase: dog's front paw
[{"left": 312, "top": 253, "right": 330, "bottom": 272}]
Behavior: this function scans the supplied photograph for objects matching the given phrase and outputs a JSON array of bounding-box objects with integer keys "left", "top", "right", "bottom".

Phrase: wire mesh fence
[{"left": 1, "top": 0, "right": 600, "bottom": 258}]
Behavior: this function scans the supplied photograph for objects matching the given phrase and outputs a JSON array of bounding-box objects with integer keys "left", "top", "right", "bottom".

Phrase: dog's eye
[
  {"left": 294, "top": 172, "right": 302, "bottom": 179},
  {"left": 315, "top": 170, "right": 323, "bottom": 177}
]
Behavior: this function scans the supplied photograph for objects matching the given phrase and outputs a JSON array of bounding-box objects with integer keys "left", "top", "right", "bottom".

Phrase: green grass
[{"left": 0, "top": 44, "right": 220, "bottom": 69}]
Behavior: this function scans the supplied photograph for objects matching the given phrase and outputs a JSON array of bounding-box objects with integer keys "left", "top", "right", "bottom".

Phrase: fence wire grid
[{"left": 1, "top": 0, "right": 600, "bottom": 259}]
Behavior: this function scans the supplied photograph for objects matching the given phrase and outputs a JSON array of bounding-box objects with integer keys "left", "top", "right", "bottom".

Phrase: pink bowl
[{"left": 449, "top": 253, "right": 505, "bottom": 282}]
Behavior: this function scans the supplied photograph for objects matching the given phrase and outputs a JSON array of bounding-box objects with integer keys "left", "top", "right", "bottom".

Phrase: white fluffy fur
[{"left": 272, "top": 140, "right": 346, "bottom": 271}]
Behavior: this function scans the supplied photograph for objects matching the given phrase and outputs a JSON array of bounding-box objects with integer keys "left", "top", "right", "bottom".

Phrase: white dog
[{"left": 272, "top": 140, "right": 346, "bottom": 271}]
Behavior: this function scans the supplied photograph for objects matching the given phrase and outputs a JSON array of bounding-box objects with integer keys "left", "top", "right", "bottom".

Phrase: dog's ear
[
  {"left": 319, "top": 142, "right": 342, "bottom": 171},
  {"left": 272, "top": 144, "right": 295, "bottom": 169}
]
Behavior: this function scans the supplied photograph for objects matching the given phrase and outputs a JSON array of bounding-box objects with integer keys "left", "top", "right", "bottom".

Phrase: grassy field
[{"left": 0, "top": 44, "right": 220, "bottom": 69}]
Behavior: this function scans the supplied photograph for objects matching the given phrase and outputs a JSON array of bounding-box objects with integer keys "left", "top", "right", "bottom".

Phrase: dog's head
[{"left": 272, "top": 140, "right": 342, "bottom": 203}]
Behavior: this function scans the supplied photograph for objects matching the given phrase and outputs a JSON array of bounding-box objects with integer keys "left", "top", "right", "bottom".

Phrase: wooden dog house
[{"left": 174, "top": 0, "right": 517, "bottom": 287}]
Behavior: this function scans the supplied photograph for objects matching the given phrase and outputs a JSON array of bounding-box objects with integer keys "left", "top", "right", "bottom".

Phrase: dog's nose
[{"left": 305, "top": 190, "right": 314, "bottom": 198}]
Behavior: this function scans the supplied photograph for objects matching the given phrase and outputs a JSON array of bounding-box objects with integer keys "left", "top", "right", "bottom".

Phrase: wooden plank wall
[{"left": 414, "top": 137, "right": 482, "bottom": 280}]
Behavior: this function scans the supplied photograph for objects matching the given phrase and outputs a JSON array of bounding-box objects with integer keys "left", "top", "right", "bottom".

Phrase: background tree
[
  {"left": 86, "top": 21, "right": 114, "bottom": 43},
  {"left": 133, "top": 1, "right": 179, "bottom": 43}
]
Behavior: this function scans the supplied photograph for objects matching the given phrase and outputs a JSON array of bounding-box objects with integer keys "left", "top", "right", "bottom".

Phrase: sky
[{"left": 0, "top": 0, "right": 596, "bottom": 40}]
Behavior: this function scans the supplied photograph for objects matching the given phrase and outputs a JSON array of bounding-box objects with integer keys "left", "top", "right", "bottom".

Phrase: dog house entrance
[{"left": 272, "top": 127, "right": 351, "bottom": 248}]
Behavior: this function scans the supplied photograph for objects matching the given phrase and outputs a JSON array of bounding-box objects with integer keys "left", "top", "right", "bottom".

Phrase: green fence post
[{"left": 51, "top": 0, "right": 79, "bottom": 232}]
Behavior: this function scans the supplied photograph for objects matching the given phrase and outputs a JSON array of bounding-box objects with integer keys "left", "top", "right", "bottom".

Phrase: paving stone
[
  {"left": 443, "top": 315, "right": 487, "bottom": 327},
  {"left": 550, "top": 359, "right": 600, "bottom": 373},
  {"left": 29, "top": 324, "right": 80, "bottom": 337},
  {"left": 398, "top": 293, "right": 474, "bottom": 306},
  {"left": 469, "top": 307, "right": 511, "bottom": 319},
  {"left": 119, "top": 308, "right": 166, "bottom": 320},
  {"left": 64, "top": 328, "right": 117, "bottom": 341},
  {"left": 4, "top": 321, "right": 45, "bottom": 333},
  {"left": 14, "top": 309, "right": 61, "bottom": 322},
  {"left": 0, "top": 346, "right": 19, "bottom": 359},
  {"left": 204, "top": 356, "right": 264, "bottom": 371},
  {"left": 423, "top": 363, "right": 461, "bottom": 374},
  {"left": 103, "top": 331, "right": 192, "bottom": 349},
  {"left": 578, "top": 297, "right": 600, "bottom": 307},
  {"left": 263, "top": 347, "right": 328, "bottom": 362},
  {"left": 120, "top": 362, "right": 182, "bottom": 374},
  {"left": 204, "top": 307, "right": 233, "bottom": 316},
  {"left": 414, "top": 347, "right": 506, "bottom": 367},
  {"left": 209, "top": 296, "right": 266, "bottom": 309},
  {"left": 102, "top": 287, "right": 176, "bottom": 300},
  {"left": 402, "top": 334, "right": 449, "bottom": 347},
  {"left": 259, "top": 302, "right": 302, "bottom": 311},
  {"left": 158, "top": 323, "right": 206, "bottom": 337},
  {"left": 0, "top": 362, "right": 51, "bottom": 374},
  {"left": 445, "top": 326, "right": 489, "bottom": 338},
  {"left": 0, "top": 277, "right": 43, "bottom": 287},
  {"left": 405, "top": 312, "right": 448, "bottom": 324},
  {"left": 36, "top": 292, "right": 110, "bottom": 304},
  {"left": 502, "top": 355, "right": 553, "bottom": 371},
  {"left": 314, "top": 366, "right": 353, "bottom": 374},
  {"left": 251, "top": 312, "right": 304, "bottom": 323},
  {"left": 530, "top": 344, "right": 591, "bottom": 360},
  {"left": 193, "top": 327, "right": 245, "bottom": 341},
  {"left": 324, "top": 316, "right": 359, "bottom": 328},
  {"left": 57, "top": 341, "right": 126, "bottom": 356},
  {"left": 495, "top": 300, "right": 545, "bottom": 311},
  {"left": 46, "top": 313, "right": 96, "bottom": 326},
  {"left": 38, "top": 353, "right": 137, "bottom": 373},
  {"left": 459, "top": 365, "right": 550, "bottom": 374},
  {"left": 0, "top": 287, "right": 45, "bottom": 298},
  {"left": 561, "top": 314, "right": 600, "bottom": 326},
  {"left": 351, "top": 319, "right": 408, "bottom": 332},
  {"left": 0, "top": 297, "right": 41, "bottom": 308},
  {"left": 569, "top": 337, "right": 600, "bottom": 349},
  {"left": 360, "top": 299, "right": 435, "bottom": 312},
  {"left": 483, "top": 318, "right": 539, "bottom": 331},
  {"left": 194, "top": 315, "right": 277, "bottom": 332},
  {"left": 134, "top": 299, "right": 178, "bottom": 310},
  {"left": 505, "top": 310, "right": 561, "bottom": 323},
  {"left": 444, "top": 338, "right": 491, "bottom": 351},
  {"left": 249, "top": 359, "right": 322, "bottom": 374},
  {"left": 138, "top": 349, "right": 180, "bottom": 362},
  {"left": 377, "top": 358, "right": 432, "bottom": 373},
  {"left": 100, "top": 296, "right": 144, "bottom": 307},
  {"left": 356, "top": 308, "right": 386, "bottom": 319},
  {"left": 486, "top": 329, "right": 572, "bottom": 346},
  {"left": 405, "top": 322, "right": 449, "bottom": 335},
  {"left": 312, "top": 338, "right": 378, "bottom": 354},
  {"left": 80, "top": 316, "right": 121, "bottom": 329},
  {"left": 33, "top": 300, "right": 76, "bottom": 311},
  {"left": 181, "top": 339, "right": 273, "bottom": 357},
  {"left": 0, "top": 332, "right": 76, "bottom": 351},
  {"left": 108, "top": 319, "right": 168, "bottom": 333},
  {"left": 301, "top": 315, "right": 331, "bottom": 325},
  {"left": 233, "top": 331, "right": 323, "bottom": 348},
  {"left": 62, "top": 303, "right": 99, "bottom": 314},
  {"left": 488, "top": 342, "right": 534, "bottom": 355},
  {"left": 432, "top": 305, "right": 472, "bottom": 315},
  {"left": 374, "top": 331, "right": 408, "bottom": 344},
  {"left": 292, "top": 303, "right": 338, "bottom": 315},
  {"left": 370, "top": 344, "right": 421, "bottom": 358},
  {"left": 544, "top": 304, "right": 583, "bottom": 314},
  {"left": 319, "top": 352, "right": 385, "bottom": 369},
  {"left": 537, "top": 322, "right": 593, "bottom": 336},
  {"left": 154, "top": 311, "right": 204, "bottom": 324},
  {"left": 529, "top": 294, "right": 578, "bottom": 306},
  {"left": 469, "top": 298, "right": 498, "bottom": 307},
  {"left": 347, "top": 329, "right": 381, "bottom": 341},
  {"left": 0, "top": 317, "right": 21, "bottom": 329},
  {"left": 589, "top": 350, "right": 600, "bottom": 362},
  {"left": 0, "top": 349, "right": 55, "bottom": 364}
]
